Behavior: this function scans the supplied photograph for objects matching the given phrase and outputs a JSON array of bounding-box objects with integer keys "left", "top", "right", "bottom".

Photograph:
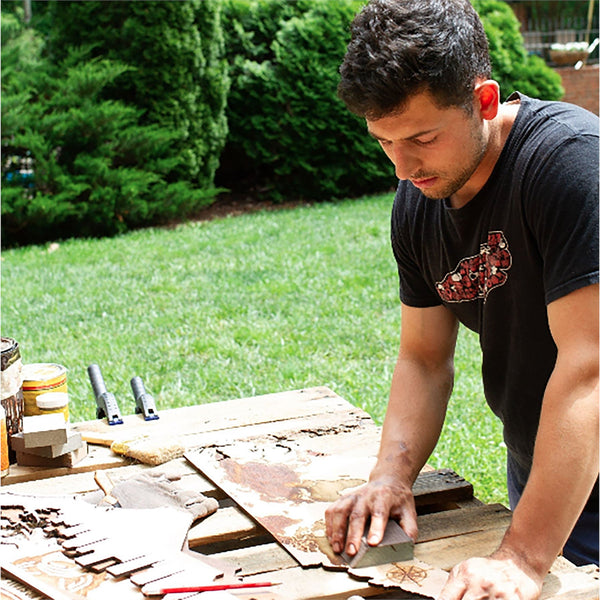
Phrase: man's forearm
[
  {"left": 497, "top": 361, "right": 599, "bottom": 577},
  {"left": 371, "top": 350, "right": 454, "bottom": 487}
]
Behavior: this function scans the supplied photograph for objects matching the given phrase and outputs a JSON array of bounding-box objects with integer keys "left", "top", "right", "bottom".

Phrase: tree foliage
[
  {"left": 1, "top": 1, "right": 228, "bottom": 246},
  {"left": 217, "top": 0, "right": 564, "bottom": 202},
  {"left": 1, "top": 0, "right": 566, "bottom": 245},
  {"left": 218, "top": 0, "right": 395, "bottom": 202},
  {"left": 473, "top": 0, "right": 563, "bottom": 100}
]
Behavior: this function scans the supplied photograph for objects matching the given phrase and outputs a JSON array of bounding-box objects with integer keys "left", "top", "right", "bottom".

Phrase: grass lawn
[{"left": 1, "top": 193, "right": 507, "bottom": 505}]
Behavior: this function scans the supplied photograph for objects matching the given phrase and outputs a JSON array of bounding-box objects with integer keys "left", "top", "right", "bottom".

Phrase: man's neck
[{"left": 449, "top": 102, "right": 520, "bottom": 209}]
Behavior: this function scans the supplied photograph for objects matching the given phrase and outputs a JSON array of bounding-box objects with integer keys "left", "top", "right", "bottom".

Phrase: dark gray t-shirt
[{"left": 391, "top": 93, "right": 599, "bottom": 487}]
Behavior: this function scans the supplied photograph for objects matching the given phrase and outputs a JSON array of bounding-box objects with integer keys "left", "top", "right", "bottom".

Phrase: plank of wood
[
  {"left": 15, "top": 444, "right": 88, "bottom": 468},
  {"left": 413, "top": 469, "right": 473, "bottom": 506},
  {"left": 415, "top": 527, "right": 509, "bottom": 570},
  {"left": 72, "top": 386, "right": 366, "bottom": 446},
  {"left": 189, "top": 505, "right": 265, "bottom": 547},
  {"left": 205, "top": 504, "right": 510, "bottom": 578},
  {"left": 2, "top": 444, "right": 127, "bottom": 484},
  {"left": 210, "top": 542, "right": 297, "bottom": 575},
  {"left": 1, "top": 561, "right": 82, "bottom": 600},
  {"left": 10, "top": 431, "right": 84, "bottom": 458},
  {"left": 187, "top": 451, "right": 474, "bottom": 554},
  {"left": 417, "top": 503, "right": 512, "bottom": 543},
  {"left": 4, "top": 387, "right": 377, "bottom": 485}
]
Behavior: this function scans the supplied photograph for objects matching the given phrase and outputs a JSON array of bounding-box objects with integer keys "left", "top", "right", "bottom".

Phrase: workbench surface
[{"left": 2, "top": 387, "right": 598, "bottom": 599}]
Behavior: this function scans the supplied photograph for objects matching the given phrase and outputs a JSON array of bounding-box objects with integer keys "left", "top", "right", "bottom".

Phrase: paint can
[
  {"left": 0, "top": 404, "right": 8, "bottom": 477},
  {"left": 36, "top": 391, "right": 69, "bottom": 422},
  {"left": 22, "top": 363, "right": 68, "bottom": 417},
  {"left": 1, "top": 337, "right": 24, "bottom": 441}
]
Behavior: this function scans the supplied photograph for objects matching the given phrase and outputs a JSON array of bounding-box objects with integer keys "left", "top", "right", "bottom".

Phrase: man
[{"left": 324, "top": 1, "right": 599, "bottom": 598}]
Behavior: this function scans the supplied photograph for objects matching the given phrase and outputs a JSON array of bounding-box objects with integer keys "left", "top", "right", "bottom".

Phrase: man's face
[{"left": 366, "top": 90, "right": 488, "bottom": 201}]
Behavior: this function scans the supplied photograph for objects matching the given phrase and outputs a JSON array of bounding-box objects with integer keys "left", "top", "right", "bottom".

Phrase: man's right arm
[{"left": 325, "top": 302, "right": 459, "bottom": 555}]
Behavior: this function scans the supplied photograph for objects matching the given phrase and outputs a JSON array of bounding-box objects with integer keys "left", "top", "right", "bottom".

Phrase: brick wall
[{"left": 553, "top": 64, "right": 599, "bottom": 116}]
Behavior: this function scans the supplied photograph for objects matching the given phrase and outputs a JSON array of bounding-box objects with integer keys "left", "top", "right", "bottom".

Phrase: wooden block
[
  {"left": 16, "top": 443, "right": 88, "bottom": 467},
  {"left": 341, "top": 520, "right": 414, "bottom": 568},
  {"left": 10, "top": 430, "right": 83, "bottom": 458},
  {"left": 22, "top": 414, "right": 68, "bottom": 448},
  {"left": 413, "top": 469, "right": 473, "bottom": 506}
]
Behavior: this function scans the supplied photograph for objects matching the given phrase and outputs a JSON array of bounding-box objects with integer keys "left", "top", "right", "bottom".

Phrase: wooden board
[
  {"left": 0, "top": 492, "right": 223, "bottom": 600},
  {"left": 72, "top": 387, "right": 363, "bottom": 446},
  {"left": 3, "top": 387, "right": 375, "bottom": 485},
  {"left": 186, "top": 428, "right": 472, "bottom": 572}
]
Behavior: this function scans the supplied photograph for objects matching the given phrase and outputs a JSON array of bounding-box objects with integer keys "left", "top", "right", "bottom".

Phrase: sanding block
[{"left": 341, "top": 519, "right": 414, "bottom": 568}]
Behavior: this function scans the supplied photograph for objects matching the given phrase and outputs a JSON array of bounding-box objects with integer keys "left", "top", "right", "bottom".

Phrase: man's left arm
[{"left": 440, "top": 283, "right": 599, "bottom": 600}]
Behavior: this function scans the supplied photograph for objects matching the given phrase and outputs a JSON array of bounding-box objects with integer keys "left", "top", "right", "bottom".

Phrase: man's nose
[{"left": 391, "top": 144, "right": 419, "bottom": 180}]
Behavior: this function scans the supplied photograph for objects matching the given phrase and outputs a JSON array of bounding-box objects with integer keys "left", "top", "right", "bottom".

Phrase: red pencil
[{"left": 156, "top": 581, "right": 280, "bottom": 594}]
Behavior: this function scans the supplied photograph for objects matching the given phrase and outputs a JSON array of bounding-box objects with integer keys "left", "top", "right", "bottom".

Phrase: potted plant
[{"left": 549, "top": 41, "right": 590, "bottom": 66}]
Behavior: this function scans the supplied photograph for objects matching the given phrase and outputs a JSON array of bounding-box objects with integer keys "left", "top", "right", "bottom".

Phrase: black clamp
[
  {"left": 87, "top": 364, "right": 124, "bottom": 425},
  {"left": 130, "top": 376, "right": 159, "bottom": 421}
]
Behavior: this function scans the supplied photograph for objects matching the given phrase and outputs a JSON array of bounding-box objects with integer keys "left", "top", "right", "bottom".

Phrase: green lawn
[{"left": 1, "top": 193, "right": 507, "bottom": 505}]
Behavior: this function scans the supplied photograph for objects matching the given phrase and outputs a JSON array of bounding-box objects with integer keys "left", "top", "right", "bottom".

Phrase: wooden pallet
[{"left": 2, "top": 387, "right": 598, "bottom": 599}]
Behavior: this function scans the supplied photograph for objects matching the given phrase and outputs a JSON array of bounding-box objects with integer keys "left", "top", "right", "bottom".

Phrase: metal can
[
  {"left": 22, "top": 363, "right": 68, "bottom": 417},
  {"left": 0, "top": 404, "right": 8, "bottom": 477},
  {"left": 1, "top": 338, "right": 24, "bottom": 444}
]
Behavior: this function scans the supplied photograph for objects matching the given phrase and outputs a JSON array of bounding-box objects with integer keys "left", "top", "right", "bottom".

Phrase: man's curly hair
[{"left": 338, "top": 0, "right": 492, "bottom": 119}]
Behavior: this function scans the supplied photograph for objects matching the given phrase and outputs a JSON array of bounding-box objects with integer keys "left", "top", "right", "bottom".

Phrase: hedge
[{"left": 2, "top": 0, "right": 565, "bottom": 245}]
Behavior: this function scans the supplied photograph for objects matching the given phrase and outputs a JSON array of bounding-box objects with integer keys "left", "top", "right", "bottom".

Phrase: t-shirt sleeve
[
  {"left": 391, "top": 188, "right": 442, "bottom": 308},
  {"left": 523, "top": 131, "right": 599, "bottom": 305}
]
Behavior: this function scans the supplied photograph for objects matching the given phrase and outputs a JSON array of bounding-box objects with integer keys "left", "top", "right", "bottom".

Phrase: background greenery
[
  {"left": 2, "top": 0, "right": 563, "bottom": 246},
  {"left": 2, "top": 0, "right": 229, "bottom": 245},
  {"left": 2, "top": 193, "right": 507, "bottom": 505}
]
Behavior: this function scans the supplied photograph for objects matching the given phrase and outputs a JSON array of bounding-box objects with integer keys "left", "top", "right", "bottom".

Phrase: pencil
[{"left": 156, "top": 581, "right": 280, "bottom": 594}]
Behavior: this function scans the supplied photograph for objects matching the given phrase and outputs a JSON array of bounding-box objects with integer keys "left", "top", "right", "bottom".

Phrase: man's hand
[
  {"left": 439, "top": 549, "right": 544, "bottom": 600},
  {"left": 324, "top": 475, "right": 418, "bottom": 556}
]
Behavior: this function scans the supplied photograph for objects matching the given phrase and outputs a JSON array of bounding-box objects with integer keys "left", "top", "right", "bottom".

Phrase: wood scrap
[
  {"left": 15, "top": 444, "right": 88, "bottom": 468},
  {"left": 22, "top": 414, "right": 68, "bottom": 448},
  {"left": 0, "top": 492, "right": 224, "bottom": 600},
  {"left": 10, "top": 431, "right": 83, "bottom": 458}
]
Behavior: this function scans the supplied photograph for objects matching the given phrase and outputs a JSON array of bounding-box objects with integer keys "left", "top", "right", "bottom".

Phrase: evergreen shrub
[
  {"left": 218, "top": 0, "right": 563, "bottom": 203},
  {"left": 1, "top": 1, "right": 228, "bottom": 246},
  {"left": 218, "top": 0, "right": 395, "bottom": 202},
  {"left": 473, "top": 0, "right": 563, "bottom": 101},
  {"left": 47, "top": 0, "right": 229, "bottom": 189}
]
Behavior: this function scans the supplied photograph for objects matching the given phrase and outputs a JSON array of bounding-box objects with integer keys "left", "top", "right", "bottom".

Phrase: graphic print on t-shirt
[{"left": 436, "top": 231, "right": 512, "bottom": 303}]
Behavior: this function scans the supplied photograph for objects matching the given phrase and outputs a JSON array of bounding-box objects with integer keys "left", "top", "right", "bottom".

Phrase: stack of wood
[{"left": 9, "top": 413, "right": 87, "bottom": 467}]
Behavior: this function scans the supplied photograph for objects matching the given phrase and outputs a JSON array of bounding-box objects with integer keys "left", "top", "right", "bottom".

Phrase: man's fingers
[
  {"left": 345, "top": 504, "right": 369, "bottom": 555},
  {"left": 367, "top": 513, "right": 387, "bottom": 546},
  {"left": 437, "top": 571, "right": 466, "bottom": 600},
  {"left": 325, "top": 497, "right": 355, "bottom": 554},
  {"left": 398, "top": 501, "right": 418, "bottom": 542}
]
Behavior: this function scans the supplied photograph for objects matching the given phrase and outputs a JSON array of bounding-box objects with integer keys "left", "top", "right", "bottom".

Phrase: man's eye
[{"left": 414, "top": 137, "right": 436, "bottom": 146}]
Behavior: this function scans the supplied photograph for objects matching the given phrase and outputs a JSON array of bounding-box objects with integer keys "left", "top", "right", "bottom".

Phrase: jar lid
[
  {"left": 22, "top": 363, "right": 67, "bottom": 383},
  {"left": 36, "top": 392, "right": 69, "bottom": 409}
]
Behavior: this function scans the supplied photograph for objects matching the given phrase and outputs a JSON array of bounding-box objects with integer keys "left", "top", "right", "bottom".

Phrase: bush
[
  {"left": 473, "top": 0, "right": 563, "bottom": 101},
  {"left": 1, "top": 1, "right": 229, "bottom": 246},
  {"left": 47, "top": 0, "right": 229, "bottom": 188},
  {"left": 1, "top": 14, "right": 215, "bottom": 245},
  {"left": 217, "top": 0, "right": 563, "bottom": 203},
  {"left": 217, "top": 0, "right": 395, "bottom": 202}
]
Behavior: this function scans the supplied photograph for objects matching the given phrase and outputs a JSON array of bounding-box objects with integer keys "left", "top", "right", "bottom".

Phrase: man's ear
[{"left": 474, "top": 80, "right": 500, "bottom": 120}]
